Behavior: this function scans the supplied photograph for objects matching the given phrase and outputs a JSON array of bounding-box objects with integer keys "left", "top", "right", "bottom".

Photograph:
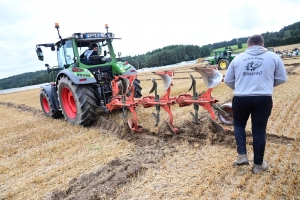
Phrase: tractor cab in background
[
  {"left": 202, "top": 48, "right": 235, "bottom": 70},
  {"left": 267, "top": 47, "right": 274, "bottom": 52}
]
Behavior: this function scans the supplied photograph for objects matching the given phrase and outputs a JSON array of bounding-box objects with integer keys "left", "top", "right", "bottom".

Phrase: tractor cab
[
  {"left": 215, "top": 49, "right": 232, "bottom": 60},
  {"left": 36, "top": 23, "right": 122, "bottom": 69},
  {"left": 54, "top": 26, "right": 121, "bottom": 70},
  {"left": 55, "top": 34, "right": 116, "bottom": 69},
  {"left": 267, "top": 47, "right": 274, "bottom": 52}
]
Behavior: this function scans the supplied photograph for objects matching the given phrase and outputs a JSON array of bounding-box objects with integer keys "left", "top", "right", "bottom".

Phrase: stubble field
[{"left": 0, "top": 44, "right": 300, "bottom": 199}]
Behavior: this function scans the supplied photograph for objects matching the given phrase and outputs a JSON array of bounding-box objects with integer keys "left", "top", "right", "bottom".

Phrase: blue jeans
[{"left": 232, "top": 96, "right": 273, "bottom": 165}]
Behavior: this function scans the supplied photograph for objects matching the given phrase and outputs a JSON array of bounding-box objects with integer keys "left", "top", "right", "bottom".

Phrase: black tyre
[
  {"left": 58, "top": 76, "right": 98, "bottom": 126},
  {"left": 218, "top": 103, "right": 233, "bottom": 125},
  {"left": 126, "top": 79, "right": 142, "bottom": 98},
  {"left": 133, "top": 79, "right": 142, "bottom": 98},
  {"left": 218, "top": 59, "right": 229, "bottom": 70},
  {"left": 40, "top": 89, "right": 62, "bottom": 118}
]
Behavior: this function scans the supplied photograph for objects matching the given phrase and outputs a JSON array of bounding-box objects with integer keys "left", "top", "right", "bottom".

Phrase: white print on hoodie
[{"left": 224, "top": 46, "right": 287, "bottom": 96}]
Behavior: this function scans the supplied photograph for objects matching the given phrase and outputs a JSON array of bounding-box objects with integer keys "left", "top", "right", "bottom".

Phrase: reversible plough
[{"left": 106, "top": 65, "right": 233, "bottom": 134}]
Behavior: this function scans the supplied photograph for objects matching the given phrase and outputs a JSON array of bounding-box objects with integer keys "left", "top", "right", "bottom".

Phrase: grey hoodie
[{"left": 224, "top": 46, "right": 287, "bottom": 96}]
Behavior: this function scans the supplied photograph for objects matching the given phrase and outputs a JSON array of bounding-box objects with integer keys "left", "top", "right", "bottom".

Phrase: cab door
[{"left": 57, "top": 40, "right": 75, "bottom": 69}]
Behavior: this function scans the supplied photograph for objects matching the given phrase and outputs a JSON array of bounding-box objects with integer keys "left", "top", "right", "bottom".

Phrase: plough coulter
[{"left": 106, "top": 65, "right": 233, "bottom": 134}]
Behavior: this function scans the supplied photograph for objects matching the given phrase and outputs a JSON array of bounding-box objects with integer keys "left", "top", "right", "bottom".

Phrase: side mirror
[
  {"left": 118, "top": 52, "right": 122, "bottom": 57},
  {"left": 51, "top": 46, "right": 55, "bottom": 51},
  {"left": 36, "top": 46, "right": 44, "bottom": 61},
  {"left": 35, "top": 46, "right": 44, "bottom": 61}
]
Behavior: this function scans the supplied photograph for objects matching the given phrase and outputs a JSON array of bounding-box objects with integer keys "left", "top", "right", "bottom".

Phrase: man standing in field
[{"left": 224, "top": 34, "right": 287, "bottom": 173}]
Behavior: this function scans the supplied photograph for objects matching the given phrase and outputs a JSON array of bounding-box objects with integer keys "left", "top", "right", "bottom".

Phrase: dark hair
[
  {"left": 91, "top": 43, "right": 98, "bottom": 48},
  {"left": 247, "top": 35, "right": 264, "bottom": 46}
]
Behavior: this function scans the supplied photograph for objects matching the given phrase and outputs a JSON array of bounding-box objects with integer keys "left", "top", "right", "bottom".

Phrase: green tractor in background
[
  {"left": 202, "top": 48, "right": 236, "bottom": 70},
  {"left": 35, "top": 23, "right": 142, "bottom": 126}
]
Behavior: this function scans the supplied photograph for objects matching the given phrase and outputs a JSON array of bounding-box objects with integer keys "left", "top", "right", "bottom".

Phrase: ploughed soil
[
  {"left": 1, "top": 62, "right": 299, "bottom": 200},
  {"left": 0, "top": 101, "right": 295, "bottom": 200}
]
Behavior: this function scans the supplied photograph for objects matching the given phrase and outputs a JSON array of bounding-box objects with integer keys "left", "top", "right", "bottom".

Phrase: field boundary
[{"left": 0, "top": 83, "right": 47, "bottom": 95}]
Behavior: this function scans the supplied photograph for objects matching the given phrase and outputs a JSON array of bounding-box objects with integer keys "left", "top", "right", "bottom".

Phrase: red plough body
[{"left": 106, "top": 68, "right": 228, "bottom": 134}]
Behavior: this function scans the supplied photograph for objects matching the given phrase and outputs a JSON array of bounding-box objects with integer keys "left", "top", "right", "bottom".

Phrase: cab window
[{"left": 57, "top": 40, "right": 75, "bottom": 69}]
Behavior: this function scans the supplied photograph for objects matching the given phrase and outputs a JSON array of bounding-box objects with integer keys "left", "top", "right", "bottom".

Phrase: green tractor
[
  {"left": 203, "top": 49, "right": 235, "bottom": 70},
  {"left": 36, "top": 23, "right": 142, "bottom": 126}
]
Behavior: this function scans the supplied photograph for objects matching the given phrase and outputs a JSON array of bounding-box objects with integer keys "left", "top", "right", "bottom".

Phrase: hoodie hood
[{"left": 245, "top": 45, "right": 268, "bottom": 56}]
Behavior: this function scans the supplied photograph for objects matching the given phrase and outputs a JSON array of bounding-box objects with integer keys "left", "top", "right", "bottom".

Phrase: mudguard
[
  {"left": 56, "top": 69, "right": 97, "bottom": 85},
  {"left": 40, "top": 84, "right": 60, "bottom": 110}
]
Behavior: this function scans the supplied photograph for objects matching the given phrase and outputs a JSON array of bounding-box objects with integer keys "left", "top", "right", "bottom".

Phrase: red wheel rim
[
  {"left": 42, "top": 97, "right": 50, "bottom": 113},
  {"left": 61, "top": 87, "right": 76, "bottom": 119}
]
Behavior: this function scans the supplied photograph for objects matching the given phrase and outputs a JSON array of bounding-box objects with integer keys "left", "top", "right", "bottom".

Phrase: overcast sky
[{"left": 0, "top": 0, "right": 299, "bottom": 79}]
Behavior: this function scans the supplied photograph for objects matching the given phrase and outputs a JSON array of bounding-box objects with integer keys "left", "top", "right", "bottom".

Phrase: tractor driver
[{"left": 80, "top": 43, "right": 106, "bottom": 65}]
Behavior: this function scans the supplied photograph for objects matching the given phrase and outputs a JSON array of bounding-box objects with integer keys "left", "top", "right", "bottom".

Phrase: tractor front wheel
[
  {"left": 133, "top": 79, "right": 142, "bottom": 98},
  {"left": 218, "top": 59, "right": 229, "bottom": 70},
  {"left": 126, "top": 79, "right": 143, "bottom": 98},
  {"left": 40, "top": 89, "right": 62, "bottom": 118},
  {"left": 58, "top": 76, "right": 98, "bottom": 126}
]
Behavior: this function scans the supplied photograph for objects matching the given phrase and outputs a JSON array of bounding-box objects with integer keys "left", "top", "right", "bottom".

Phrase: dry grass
[
  {"left": 0, "top": 43, "right": 299, "bottom": 199},
  {"left": 117, "top": 141, "right": 300, "bottom": 199},
  {"left": 0, "top": 106, "right": 134, "bottom": 199},
  {"left": 271, "top": 43, "right": 300, "bottom": 52},
  {"left": 0, "top": 89, "right": 41, "bottom": 109},
  {"left": 115, "top": 57, "right": 300, "bottom": 199}
]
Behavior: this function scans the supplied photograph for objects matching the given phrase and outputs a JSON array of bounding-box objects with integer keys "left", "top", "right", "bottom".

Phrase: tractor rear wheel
[
  {"left": 40, "top": 89, "right": 62, "bottom": 118},
  {"left": 58, "top": 76, "right": 98, "bottom": 126},
  {"left": 218, "top": 59, "right": 229, "bottom": 70}
]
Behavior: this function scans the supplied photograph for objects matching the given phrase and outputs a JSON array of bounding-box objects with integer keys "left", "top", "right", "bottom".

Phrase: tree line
[
  {"left": 0, "top": 70, "right": 58, "bottom": 90},
  {"left": 263, "top": 22, "right": 300, "bottom": 47},
  {"left": 1, "top": 21, "right": 299, "bottom": 90},
  {"left": 122, "top": 44, "right": 211, "bottom": 69},
  {"left": 123, "top": 21, "right": 300, "bottom": 69}
]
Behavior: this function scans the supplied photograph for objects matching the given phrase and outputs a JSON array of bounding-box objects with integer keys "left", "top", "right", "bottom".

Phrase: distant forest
[
  {"left": 0, "top": 71, "right": 58, "bottom": 90},
  {"left": 1, "top": 21, "right": 300, "bottom": 90}
]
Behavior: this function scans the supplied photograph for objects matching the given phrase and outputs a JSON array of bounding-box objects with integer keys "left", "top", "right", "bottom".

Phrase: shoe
[
  {"left": 233, "top": 154, "right": 249, "bottom": 166},
  {"left": 252, "top": 160, "right": 268, "bottom": 173}
]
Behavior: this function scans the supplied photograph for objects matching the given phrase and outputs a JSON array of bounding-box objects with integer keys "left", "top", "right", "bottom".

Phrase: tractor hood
[{"left": 204, "top": 56, "right": 215, "bottom": 60}]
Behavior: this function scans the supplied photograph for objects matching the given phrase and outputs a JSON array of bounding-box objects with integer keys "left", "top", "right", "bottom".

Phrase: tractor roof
[
  {"left": 55, "top": 32, "right": 121, "bottom": 47},
  {"left": 63, "top": 32, "right": 120, "bottom": 41}
]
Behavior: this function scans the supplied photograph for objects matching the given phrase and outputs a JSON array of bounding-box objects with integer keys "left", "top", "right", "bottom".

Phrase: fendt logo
[{"left": 245, "top": 61, "right": 262, "bottom": 71}]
